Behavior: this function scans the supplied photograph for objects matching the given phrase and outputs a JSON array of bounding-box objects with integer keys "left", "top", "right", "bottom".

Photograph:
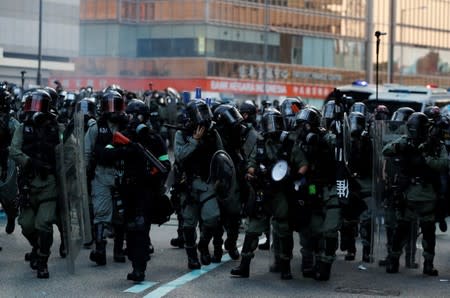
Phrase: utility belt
[{"left": 291, "top": 183, "right": 324, "bottom": 209}]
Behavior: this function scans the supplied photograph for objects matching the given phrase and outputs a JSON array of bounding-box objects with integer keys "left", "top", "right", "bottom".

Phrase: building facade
[
  {"left": 0, "top": 0, "right": 79, "bottom": 88},
  {"left": 49, "top": 0, "right": 450, "bottom": 106}
]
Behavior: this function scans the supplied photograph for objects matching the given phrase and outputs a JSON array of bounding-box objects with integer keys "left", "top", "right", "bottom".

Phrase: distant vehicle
[
  {"left": 325, "top": 80, "right": 387, "bottom": 103},
  {"left": 366, "top": 85, "right": 450, "bottom": 116}
]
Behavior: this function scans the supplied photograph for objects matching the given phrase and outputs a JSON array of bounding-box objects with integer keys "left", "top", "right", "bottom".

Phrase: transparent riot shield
[
  {"left": 371, "top": 120, "right": 406, "bottom": 264},
  {"left": 56, "top": 111, "right": 91, "bottom": 273},
  {"left": 0, "top": 159, "right": 18, "bottom": 214},
  {"left": 208, "top": 150, "right": 237, "bottom": 202}
]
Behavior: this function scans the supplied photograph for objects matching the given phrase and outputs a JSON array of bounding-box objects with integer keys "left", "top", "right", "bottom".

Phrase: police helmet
[
  {"left": 23, "top": 90, "right": 51, "bottom": 113},
  {"left": 213, "top": 104, "right": 243, "bottom": 128},
  {"left": 350, "top": 102, "right": 368, "bottom": 116},
  {"left": 100, "top": 90, "right": 125, "bottom": 114},
  {"left": 295, "top": 107, "right": 321, "bottom": 128},
  {"left": 406, "top": 112, "right": 429, "bottom": 142},
  {"left": 261, "top": 107, "right": 284, "bottom": 134},
  {"left": 239, "top": 100, "right": 257, "bottom": 116},
  {"left": 126, "top": 99, "right": 150, "bottom": 117},
  {"left": 43, "top": 86, "right": 58, "bottom": 108},
  {"left": 391, "top": 107, "right": 415, "bottom": 122},
  {"left": 76, "top": 97, "right": 96, "bottom": 117},
  {"left": 424, "top": 105, "right": 441, "bottom": 121},
  {"left": 281, "top": 97, "right": 305, "bottom": 130},
  {"left": 103, "top": 84, "right": 124, "bottom": 96},
  {"left": 185, "top": 99, "right": 213, "bottom": 129}
]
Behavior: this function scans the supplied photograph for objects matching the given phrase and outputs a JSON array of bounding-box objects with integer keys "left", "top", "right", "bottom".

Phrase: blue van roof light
[{"left": 352, "top": 80, "right": 368, "bottom": 87}]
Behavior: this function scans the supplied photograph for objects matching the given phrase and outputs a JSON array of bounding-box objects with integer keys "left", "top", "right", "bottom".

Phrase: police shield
[
  {"left": 56, "top": 111, "right": 91, "bottom": 273},
  {"left": 0, "top": 159, "right": 18, "bottom": 211},
  {"left": 371, "top": 120, "right": 406, "bottom": 262},
  {"left": 208, "top": 150, "right": 236, "bottom": 201}
]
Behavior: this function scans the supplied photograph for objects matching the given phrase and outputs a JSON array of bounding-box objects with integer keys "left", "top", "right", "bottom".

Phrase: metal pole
[
  {"left": 36, "top": 0, "right": 43, "bottom": 86},
  {"left": 375, "top": 31, "right": 386, "bottom": 103},
  {"left": 21, "top": 70, "right": 26, "bottom": 91},
  {"left": 365, "top": 0, "right": 374, "bottom": 83}
]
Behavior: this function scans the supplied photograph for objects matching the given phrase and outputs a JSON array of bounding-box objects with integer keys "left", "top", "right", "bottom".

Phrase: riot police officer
[
  {"left": 118, "top": 99, "right": 171, "bottom": 281},
  {"left": 10, "top": 89, "right": 65, "bottom": 278},
  {"left": 174, "top": 99, "right": 224, "bottom": 270},
  {"left": 378, "top": 106, "right": 419, "bottom": 268},
  {"left": 289, "top": 107, "right": 339, "bottom": 281},
  {"left": 231, "top": 107, "right": 294, "bottom": 280},
  {"left": 383, "top": 112, "right": 448, "bottom": 276},
  {"left": 211, "top": 104, "right": 246, "bottom": 262},
  {"left": 85, "top": 90, "right": 128, "bottom": 266},
  {"left": 341, "top": 111, "right": 372, "bottom": 262}
]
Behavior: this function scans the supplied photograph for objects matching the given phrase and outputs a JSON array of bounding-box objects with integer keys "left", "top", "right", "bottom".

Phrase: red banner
[{"left": 48, "top": 76, "right": 333, "bottom": 99}]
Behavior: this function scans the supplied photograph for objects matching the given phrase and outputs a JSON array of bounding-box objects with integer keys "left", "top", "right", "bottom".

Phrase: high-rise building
[
  {"left": 0, "top": 0, "right": 79, "bottom": 88},
  {"left": 2, "top": 1, "right": 449, "bottom": 105}
]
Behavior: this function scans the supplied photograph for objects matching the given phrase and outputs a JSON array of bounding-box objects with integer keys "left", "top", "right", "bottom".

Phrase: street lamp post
[{"left": 399, "top": 5, "right": 427, "bottom": 84}]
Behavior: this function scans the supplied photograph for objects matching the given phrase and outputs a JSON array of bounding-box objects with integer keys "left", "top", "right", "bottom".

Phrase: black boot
[
  {"left": 171, "top": 217, "right": 185, "bottom": 248},
  {"left": 405, "top": 252, "right": 418, "bottom": 269},
  {"left": 280, "top": 259, "right": 293, "bottom": 280},
  {"left": 211, "top": 239, "right": 223, "bottom": 264},
  {"left": 59, "top": 237, "right": 67, "bottom": 259},
  {"left": 423, "top": 260, "right": 439, "bottom": 276},
  {"left": 362, "top": 245, "right": 373, "bottom": 263},
  {"left": 269, "top": 256, "right": 282, "bottom": 273},
  {"left": 90, "top": 223, "right": 107, "bottom": 265},
  {"left": 224, "top": 238, "right": 239, "bottom": 261},
  {"left": 379, "top": 227, "right": 394, "bottom": 266},
  {"left": 170, "top": 236, "right": 184, "bottom": 248},
  {"left": 5, "top": 213, "right": 16, "bottom": 234},
  {"left": 36, "top": 255, "right": 49, "bottom": 279},
  {"left": 26, "top": 247, "right": 39, "bottom": 270},
  {"left": 230, "top": 256, "right": 251, "bottom": 278},
  {"left": 186, "top": 246, "right": 201, "bottom": 270},
  {"left": 127, "top": 262, "right": 146, "bottom": 282},
  {"left": 198, "top": 238, "right": 211, "bottom": 266},
  {"left": 114, "top": 246, "right": 126, "bottom": 263},
  {"left": 301, "top": 255, "right": 315, "bottom": 278},
  {"left": 114, "top": 224, "right": 126, "bottom": 263},
  {"left": 314, "top": 261, "right": 332, "bottom": 281},
  {"left": 386, "top": 256, "right": 399, "bottom": 274}
]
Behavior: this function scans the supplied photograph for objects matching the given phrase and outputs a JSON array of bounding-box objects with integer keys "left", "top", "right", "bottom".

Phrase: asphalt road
[{"left": 1, "top": 213, "right": 450, "bottom": 298}]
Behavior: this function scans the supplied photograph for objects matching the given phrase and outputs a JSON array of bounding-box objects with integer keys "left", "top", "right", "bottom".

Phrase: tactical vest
[
  {"left": 123, "top": 130, "right": 163, "bottom": 185},
  {"left": 183, "top": 131, "right": 218, "bottom": 181},
  {"left": 94, "top": 118, "right": 113, "bottom": 167},
  {"left": 301, "top": 132, "right": 335, "bottom": 186},
  {"left": 22, "top": 119, "right": 60, "bottom": 174}
]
